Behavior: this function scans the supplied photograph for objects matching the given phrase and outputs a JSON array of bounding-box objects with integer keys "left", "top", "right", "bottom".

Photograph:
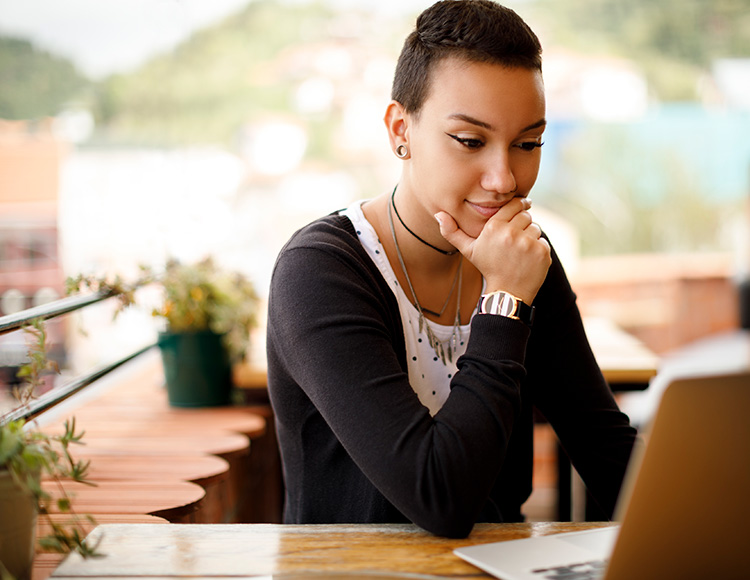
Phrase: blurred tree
[
  {"left": 530, "top": 0, "right": 750, "bottom": 100},
  {"left": 0, "top": 37, "right": 91, "bottom": 119},
  {"left": 536, "top": 120, "right": 740, "bottom": 255}
]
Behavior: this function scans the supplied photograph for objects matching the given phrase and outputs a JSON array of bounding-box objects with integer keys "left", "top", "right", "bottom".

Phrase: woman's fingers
[
  {"left": 495, "top": 197, "right": 531, "bottom": 222},
  {"left": 510, "top": 210, "right": 533, "bottom": 231},
  {"left": 437, "top": 198, "right": 551, "bottom": 304},
  {"left": 525, "top": 220, "right": 542, "bottom": 238},
  {"left": 434, "top": 211, "right": 473, "bottom": 255}
]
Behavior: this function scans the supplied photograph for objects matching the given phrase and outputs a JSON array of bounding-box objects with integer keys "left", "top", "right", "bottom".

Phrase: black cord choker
[{"left": 390, "top": 187, "right": 458, "bottom": 256}]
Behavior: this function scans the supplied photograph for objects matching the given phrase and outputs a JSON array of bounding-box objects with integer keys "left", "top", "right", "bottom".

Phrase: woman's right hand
[{"left": 434, "top": 198, "right": 551, "bottom": 304}]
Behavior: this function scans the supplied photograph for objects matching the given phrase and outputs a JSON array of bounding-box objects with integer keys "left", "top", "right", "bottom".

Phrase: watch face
[
  {"left": 482, "top": 291, "right": 518, "bottom": 318},
  {"left": 480, "top": 291, "right": 534, "bottom": 326},
  {"left": 497, "top": 293, "right": 518, "bottom": 317}
]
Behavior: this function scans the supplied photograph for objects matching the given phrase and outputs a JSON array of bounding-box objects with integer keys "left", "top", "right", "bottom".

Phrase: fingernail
[{"left": 433, "top": 213, "right": 443, "bottom": 226}]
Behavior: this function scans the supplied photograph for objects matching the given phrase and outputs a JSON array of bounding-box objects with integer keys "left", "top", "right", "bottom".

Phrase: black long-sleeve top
[{"left": 266, "top": 212, "right": 636, "bottom": 538}]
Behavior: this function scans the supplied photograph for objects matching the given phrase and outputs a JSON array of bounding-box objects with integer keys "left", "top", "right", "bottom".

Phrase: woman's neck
[
  {"left": 363, "top": 194, "right": 453, "bottom": 269},
  {"left": 362, "top": 193, "right": 482, "bottom": 325}
]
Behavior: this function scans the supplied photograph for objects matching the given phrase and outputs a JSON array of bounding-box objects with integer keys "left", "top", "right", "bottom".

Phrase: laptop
[{"left": 454, "top": 371, "right": 750, "bottom": 580}]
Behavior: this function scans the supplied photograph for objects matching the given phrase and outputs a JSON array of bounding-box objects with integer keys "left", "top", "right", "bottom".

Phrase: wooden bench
[
  {"left": 60, "top": 453, "right": 231, "bottom": 523},
  {"left": 71, "top": 433, "right": 253, "bottom": 522},
  {"left": 40, "top": 352, "right": 269, "bottom": 523},
  {"left": 41, "top": 480, "right": 206, "bottom": 522}
]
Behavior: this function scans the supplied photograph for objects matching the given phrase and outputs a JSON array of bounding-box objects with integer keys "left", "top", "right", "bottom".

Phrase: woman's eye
[
  {"left": 516, "top": 141, "right": 544, "bottom": 152},
  {"left": 447, "top": 133, "right": 484, "bottom": 149}
]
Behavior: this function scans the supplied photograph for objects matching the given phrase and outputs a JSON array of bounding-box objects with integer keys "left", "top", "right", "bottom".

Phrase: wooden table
[
  {"left": 51, "top": 522, "right": 613, "bottom": 579},
  {"left": 583, "top": 317, "right": 659, "bottom": 389},
  {"left": 33, "top": 515, "right": 168, "bottom": 580}
]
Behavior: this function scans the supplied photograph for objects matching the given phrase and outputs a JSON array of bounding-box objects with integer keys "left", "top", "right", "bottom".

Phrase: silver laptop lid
[{"left": 606, "top": 371, "right": 750, "bottom": 580}]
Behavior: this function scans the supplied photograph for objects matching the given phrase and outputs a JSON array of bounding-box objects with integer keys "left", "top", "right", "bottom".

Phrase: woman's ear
[{"left": 384, "top": 100, "right": 410, "bottom": 157}]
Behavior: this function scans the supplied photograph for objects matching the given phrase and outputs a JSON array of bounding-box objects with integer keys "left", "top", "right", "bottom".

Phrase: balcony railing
[{"left": 0, "top": 289, "right": 157, "bottom": 425}]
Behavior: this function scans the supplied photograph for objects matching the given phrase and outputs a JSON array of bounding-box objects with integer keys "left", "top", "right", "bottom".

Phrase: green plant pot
[
  {"left": 0, "top": 469, "right": 38, "bottom": 580},
  {"left": 158, "top": 330, "right": 232, "bottom": 407}
]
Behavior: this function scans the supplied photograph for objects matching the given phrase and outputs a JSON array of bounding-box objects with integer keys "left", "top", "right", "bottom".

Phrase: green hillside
[
  {"left": 0, "top": 37, "right": 90, "bottom": 120},
  {"left": 4, "top": 0, "right": 749, "bottom": 144},
  {"left": 94, "top": 0, "right": 355, "bottom": 146},
  {"left": 530, "top": 0, "right": 750, "bottom": 101}
]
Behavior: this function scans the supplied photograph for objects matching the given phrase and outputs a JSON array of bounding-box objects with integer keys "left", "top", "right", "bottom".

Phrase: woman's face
[{"left": 402, "top": 57, "right": 546, "bottom": 240}]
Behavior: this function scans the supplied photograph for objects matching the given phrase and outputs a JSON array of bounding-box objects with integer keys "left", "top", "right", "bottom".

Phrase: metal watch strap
[{"left": 478, "top": 291, "right": 535, "bottom": 327}]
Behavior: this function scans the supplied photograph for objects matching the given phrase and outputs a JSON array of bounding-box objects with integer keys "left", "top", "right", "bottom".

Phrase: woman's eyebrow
[
  {"left": 448, "top": 113, "right": 493, "bottom": 129},
  {"left": 522, "top": 118, "right": 547, "bottom": 132},
  {"left": 447, "top": 114, "right": 547, "bottom": 133}
]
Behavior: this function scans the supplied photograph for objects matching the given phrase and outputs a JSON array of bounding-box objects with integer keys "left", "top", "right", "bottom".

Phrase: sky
[{"left": 0, "top": 0, "right": 431, "bottom": 79}]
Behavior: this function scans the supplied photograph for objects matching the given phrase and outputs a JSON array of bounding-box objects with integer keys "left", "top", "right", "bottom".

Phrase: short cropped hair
[{"left": 391, "top": 0, "right": 542, "bottom": 115}]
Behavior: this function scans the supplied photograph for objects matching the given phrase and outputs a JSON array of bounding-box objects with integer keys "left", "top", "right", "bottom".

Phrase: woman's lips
[{"left": 466, "top": 201, "right": 502, "bottom": 219}]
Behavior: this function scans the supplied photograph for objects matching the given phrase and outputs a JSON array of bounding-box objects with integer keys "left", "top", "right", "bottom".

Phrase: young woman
[{"left": 266, "top": 0, "right": 636, "bottom": 538}]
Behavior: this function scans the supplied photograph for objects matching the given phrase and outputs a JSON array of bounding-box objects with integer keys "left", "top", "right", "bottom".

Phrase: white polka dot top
[{"left": 340, "top": 201, "right": 476, "bottom": 416}]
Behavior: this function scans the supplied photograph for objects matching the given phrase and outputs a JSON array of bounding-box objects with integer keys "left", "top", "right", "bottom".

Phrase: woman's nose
[{"left": 480, "top": 154, "right": 517, "bottom": 195}]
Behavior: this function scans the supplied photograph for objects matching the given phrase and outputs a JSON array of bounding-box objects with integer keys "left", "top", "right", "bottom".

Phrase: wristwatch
[{"left": 478, "top": 290, "right": 535, "bottom": 327}]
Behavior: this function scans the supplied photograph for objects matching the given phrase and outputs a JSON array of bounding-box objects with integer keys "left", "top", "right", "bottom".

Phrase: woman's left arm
[{"left": 527, "top": 245, "right": 637, "bottom": 519}]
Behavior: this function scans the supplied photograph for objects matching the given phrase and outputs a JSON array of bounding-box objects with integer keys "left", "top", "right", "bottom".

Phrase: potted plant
[
  {"left": 0, "top": 320, "right": 100, "bottom": 580},
  {"left": 67, "top": 257, "right": 260, "bottom": 407}
]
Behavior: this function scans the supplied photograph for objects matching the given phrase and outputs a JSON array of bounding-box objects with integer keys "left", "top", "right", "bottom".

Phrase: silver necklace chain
[
  {"left": 388, "top": 196, "right": 463, "bottom": 365},
  {"left": 419, "top": 252, "right": 461, "bottom": 318}
]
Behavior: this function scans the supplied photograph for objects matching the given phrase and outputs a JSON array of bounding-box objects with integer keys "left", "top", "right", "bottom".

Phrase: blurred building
[{"left": 0, "top": 119, "right": 67, "bottom": 387}]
